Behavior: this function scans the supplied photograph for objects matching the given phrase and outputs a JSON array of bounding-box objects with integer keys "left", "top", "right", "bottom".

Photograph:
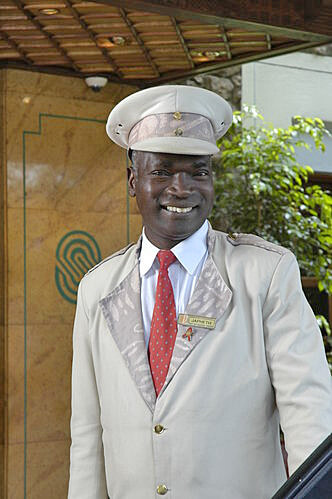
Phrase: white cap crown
[{"left": 106, "top": 85, "right": 233, "bottom": 155}]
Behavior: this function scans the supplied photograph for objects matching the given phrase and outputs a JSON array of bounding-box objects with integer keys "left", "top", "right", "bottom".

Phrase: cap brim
[{"left": 131, "top": 137, "right": 219, "bottom": 155}]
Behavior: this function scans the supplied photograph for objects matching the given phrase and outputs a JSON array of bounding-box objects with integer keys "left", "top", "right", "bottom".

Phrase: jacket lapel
[
  {"left": 159, "top": 227, "right": 233, "bottom": 397},
  {"left": 99, "top": 242, "right": 156, "bottom": 412},
  {"left": 99, "top": 227, "right": 232, "bottom": 409}
]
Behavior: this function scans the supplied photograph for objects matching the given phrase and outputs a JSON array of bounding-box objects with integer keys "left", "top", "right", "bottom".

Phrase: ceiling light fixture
[
  {"left": 39, "top": 8, "right": 60, "bottom": 15},
  {"left": 96, "top": 36, "right": 128, "bottom": 48},
  {"left": 111, "top": 36, "right": 126, "bottom": 46},
  {"left": 204, "top": 51, "right": 222, "bottom": 59},
  {"left": 190, "top": 50, "right": 203, "bottom": 57},
  {"left": 96, "top": 37, "right": 115, "bottom": 48}
]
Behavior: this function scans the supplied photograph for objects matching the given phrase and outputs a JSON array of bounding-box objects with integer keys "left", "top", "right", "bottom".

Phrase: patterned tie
[{"left": 148, "top": 250, "right": 178, "bottom": 396}]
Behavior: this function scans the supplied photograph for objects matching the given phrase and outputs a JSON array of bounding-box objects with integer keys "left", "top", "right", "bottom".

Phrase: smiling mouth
[{"left": 163, "top": 205, "right": 195, "bottom": 213}]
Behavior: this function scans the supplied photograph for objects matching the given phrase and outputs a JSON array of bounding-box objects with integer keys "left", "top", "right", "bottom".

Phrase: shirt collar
[{"left": 139, "top": 220, "right": 208, "bottom": 277}]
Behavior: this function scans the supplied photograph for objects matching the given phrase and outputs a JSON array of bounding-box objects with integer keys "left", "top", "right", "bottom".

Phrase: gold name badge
[{"left": 178, "top": 314, "right": 216, "bottom": 330}]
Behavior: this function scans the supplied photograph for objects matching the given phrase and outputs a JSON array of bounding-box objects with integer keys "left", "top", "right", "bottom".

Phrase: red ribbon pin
[{"left": 182, "top": 327, "right": 193, "bottom": 341}]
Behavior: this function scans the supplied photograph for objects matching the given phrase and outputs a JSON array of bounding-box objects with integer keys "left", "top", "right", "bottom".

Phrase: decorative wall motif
[{"left": 55, "top": 230, "right": 101, "bottom": 304}]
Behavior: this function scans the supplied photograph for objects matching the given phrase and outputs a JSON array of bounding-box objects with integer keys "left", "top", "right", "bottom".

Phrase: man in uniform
[{"left": 68, "top": 85, "right": 331, "bottom": 499}]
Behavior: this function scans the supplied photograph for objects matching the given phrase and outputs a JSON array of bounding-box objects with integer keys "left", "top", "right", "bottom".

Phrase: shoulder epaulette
[
  {"left": 84, "top": 243, "right": 135, "bottom": 277},
  {"left": 226, "top": 232, "right": 288, "bottom": 256}
]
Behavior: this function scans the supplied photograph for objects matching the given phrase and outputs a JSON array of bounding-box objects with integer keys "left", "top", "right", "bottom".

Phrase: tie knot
[{"left": 157, "top": 250, "right": 176, "bottom": 270}]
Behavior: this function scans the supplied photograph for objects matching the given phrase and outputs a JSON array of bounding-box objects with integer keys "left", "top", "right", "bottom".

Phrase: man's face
[{"left": 128, "top": 151, "right": 214, "bottom": 249}]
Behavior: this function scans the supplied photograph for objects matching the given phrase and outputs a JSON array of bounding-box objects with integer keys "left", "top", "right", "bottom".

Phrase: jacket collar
[{"left": 139, "top": 220, "right": 209, "bottom": 277}]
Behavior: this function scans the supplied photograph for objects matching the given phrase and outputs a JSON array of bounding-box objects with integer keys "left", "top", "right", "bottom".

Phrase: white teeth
[{"left": 166, "top": 206, "right": 193, "bottom": 213}]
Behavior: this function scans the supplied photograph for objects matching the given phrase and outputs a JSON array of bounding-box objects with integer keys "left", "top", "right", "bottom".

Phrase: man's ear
[{"left": 127, "top": 167, "right": 136, "bottom": 197}]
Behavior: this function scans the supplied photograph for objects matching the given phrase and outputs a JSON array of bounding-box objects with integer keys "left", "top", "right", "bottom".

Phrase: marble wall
[
  {"left": 1, "top": 69, "right": 140, "bottom": 498},
  {"left": 0, "top": 70, "right": 5, "bottom": 498}
]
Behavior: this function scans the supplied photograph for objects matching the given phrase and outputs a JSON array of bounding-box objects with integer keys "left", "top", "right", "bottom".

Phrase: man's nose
[{"left": 167, "top": 172, "right": 193, "bottom": 197}]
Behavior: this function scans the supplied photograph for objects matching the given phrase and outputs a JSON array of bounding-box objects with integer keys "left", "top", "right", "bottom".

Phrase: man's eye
[
  {"left": 151, "top": 170, "right": 170, "bottom": 176},
  {"left": 194, "top": 170, "right": 209, "bottom": 176}
]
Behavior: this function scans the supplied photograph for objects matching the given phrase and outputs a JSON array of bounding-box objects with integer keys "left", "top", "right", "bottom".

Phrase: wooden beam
[
  {"left": 0, "top": 29, "right": 33, "bottom": 65},
  {"left": 0, "top": 60, "right": 83, "bottom": 78},
  {"left": 91, "top": 0, "right": 332, "bottom": 41},
  {"left": 63, "top": 0, "right": 122, "bottom": 78},
  {"left": 139, "top": 40, "right": 327, "bottom": 87},
  {"left": 1, "top": 39, "right": 326, "bottom": 89},
  {"left": 171, "top": 17, "right": 195, "bottom": 69},
  {"left": 118, "top": 8, "right": 160, "bottom": 77},
  {"left": 218, "top": 25, "right": 232, "bottom": 60},
  {"left": 12, "top": 0, "right": 81, "bottom": 72},
  {"left": 0, "top": 60, "right": 138, "bottom": 86}
]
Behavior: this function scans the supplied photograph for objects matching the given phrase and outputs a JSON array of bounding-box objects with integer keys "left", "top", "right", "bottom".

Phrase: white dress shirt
[{"left": 139, "top": 220, "right": 208, "bottom": 348}]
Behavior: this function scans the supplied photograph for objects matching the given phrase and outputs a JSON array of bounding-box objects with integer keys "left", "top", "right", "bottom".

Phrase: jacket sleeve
[
  {"left": 263, "top": 251, "right": 332, "bottom": 476},
  {"left": 68, "top": 279, "right": 108, "bottom": 498}
]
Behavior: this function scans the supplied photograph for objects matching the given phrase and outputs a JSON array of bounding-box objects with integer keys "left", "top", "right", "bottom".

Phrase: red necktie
[{"left": 148, "top": 250, "right": 178, "bottom": 396}]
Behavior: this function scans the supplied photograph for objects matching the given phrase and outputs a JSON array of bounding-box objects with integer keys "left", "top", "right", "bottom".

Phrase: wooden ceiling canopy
[{"left": 0, "top": 0, "right": 331, "bottom": 87}]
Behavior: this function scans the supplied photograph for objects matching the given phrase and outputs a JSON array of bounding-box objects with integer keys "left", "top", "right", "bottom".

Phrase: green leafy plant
[
  {"left": 211, "top": 106, "right": 332, "bottom": 294},
  {"left": 210, "top": 106, "right": 332, "bottom": 368}
]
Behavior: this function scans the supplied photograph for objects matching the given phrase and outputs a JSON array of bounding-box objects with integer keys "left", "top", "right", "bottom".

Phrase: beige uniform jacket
[{"left": 68, "top": 226, "right": 332, "bottom": 499}]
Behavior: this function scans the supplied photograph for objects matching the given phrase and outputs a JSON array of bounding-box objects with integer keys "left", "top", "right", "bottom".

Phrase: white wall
[{"left": 242, "top": 52, "right": 332, "bottom": 173}]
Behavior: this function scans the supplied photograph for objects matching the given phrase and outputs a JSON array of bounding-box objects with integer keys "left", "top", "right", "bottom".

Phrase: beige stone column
[
  {"left": 0, "top": 69, "right": 6, "bottom": 499},
  {"left": 0, "top": 69, "right": 140, "bottom": 498}
]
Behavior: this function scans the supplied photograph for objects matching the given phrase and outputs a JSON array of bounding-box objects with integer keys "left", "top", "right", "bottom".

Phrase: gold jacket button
[
  {"left": 157, "top": 484, "right": 168, "bottom": 495},
  {"left": 173, "top": 111, "right": 182, "bottom": 120},
  {"left": 154, "top": 424, "right": 165, "bottom": 434}
]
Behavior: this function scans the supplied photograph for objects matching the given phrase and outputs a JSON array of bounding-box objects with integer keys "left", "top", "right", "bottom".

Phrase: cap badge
[
  {"left": 173, "top": 111, "right": 182, "bottom": 120},
  {"left": 174, "top": 127, "right": 183, "bottom": 136}
]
